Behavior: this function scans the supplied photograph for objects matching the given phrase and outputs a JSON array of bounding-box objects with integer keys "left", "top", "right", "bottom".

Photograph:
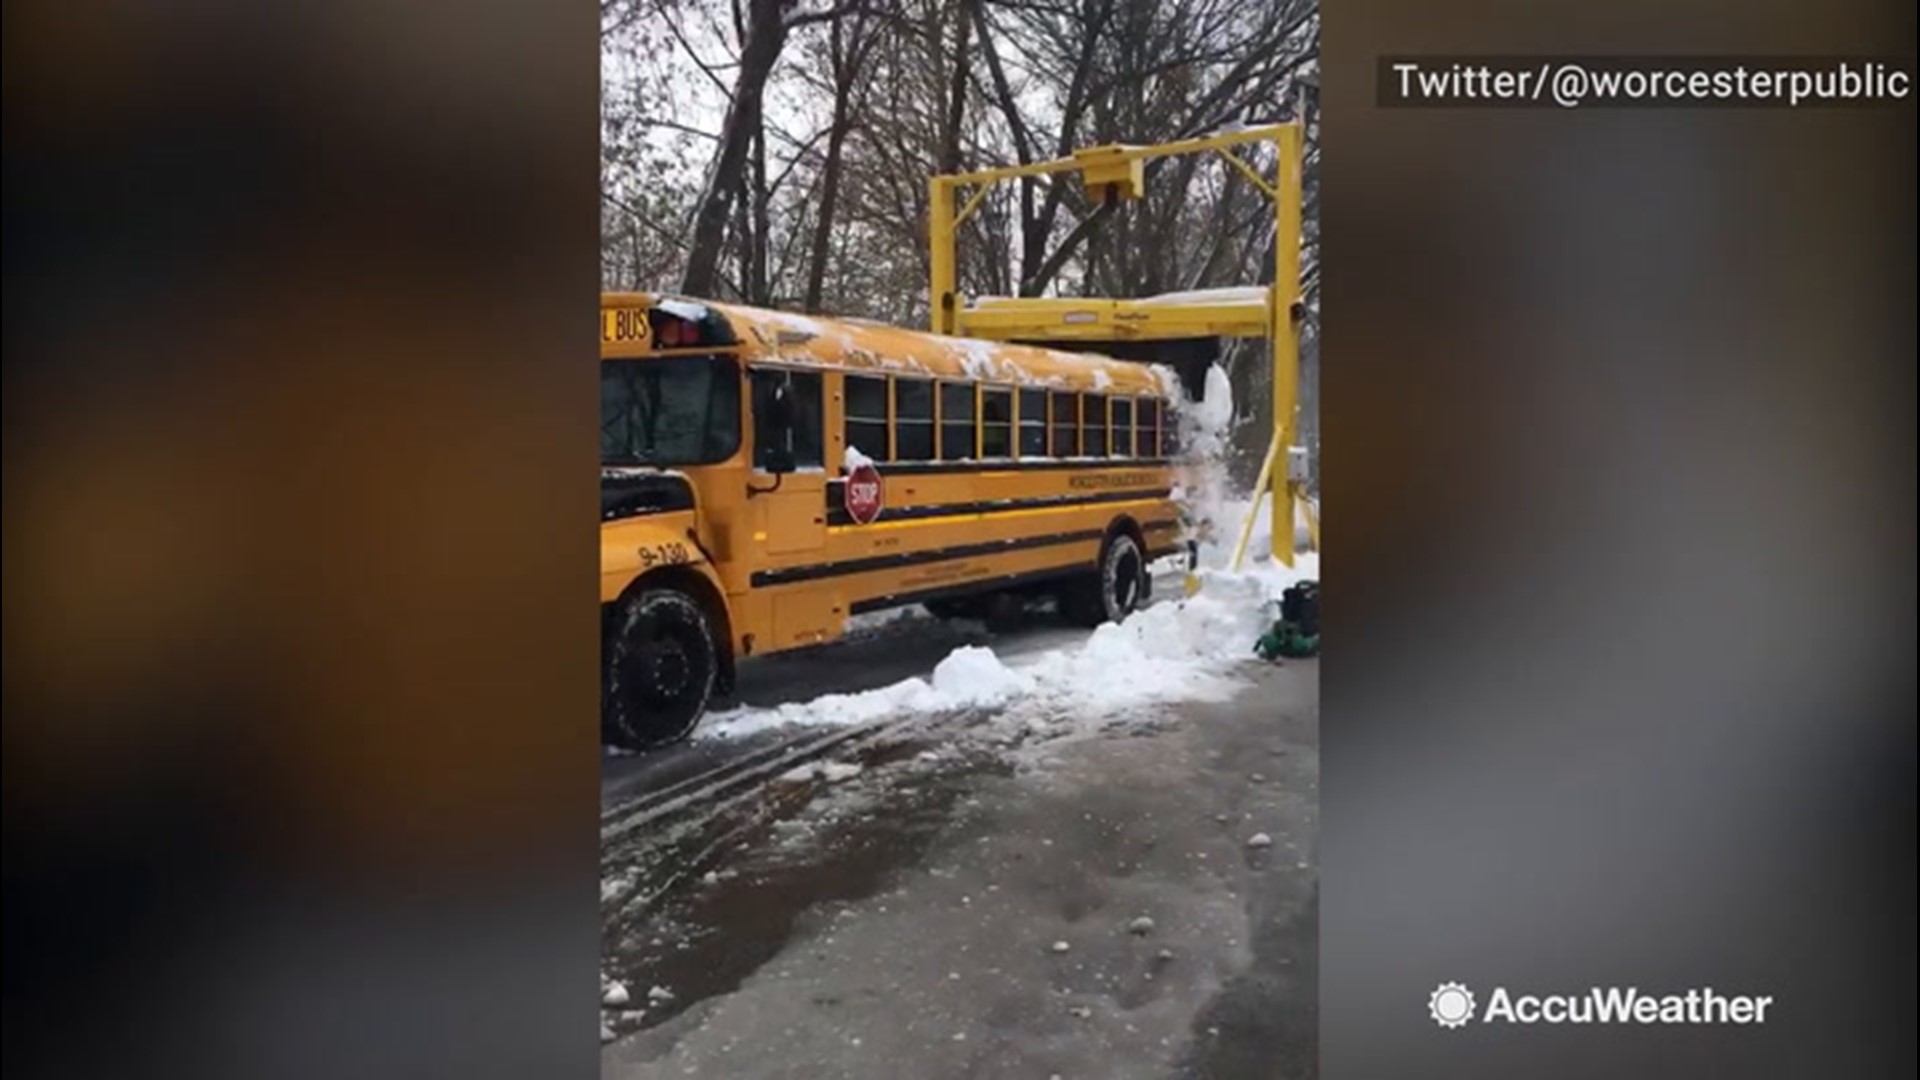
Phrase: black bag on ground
[{"left": 1279, "top": 581, "right": 1319, "bottom": 638}]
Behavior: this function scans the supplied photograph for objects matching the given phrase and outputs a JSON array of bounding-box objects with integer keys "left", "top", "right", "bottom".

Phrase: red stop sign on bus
[{"left": 844, "top": 463, "right": 885, "bottom": 525}]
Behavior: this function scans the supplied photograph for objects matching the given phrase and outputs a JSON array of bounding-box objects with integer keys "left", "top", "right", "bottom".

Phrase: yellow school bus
[{"left": 601, "top": 292, "right": 1190, "bottom": 749}]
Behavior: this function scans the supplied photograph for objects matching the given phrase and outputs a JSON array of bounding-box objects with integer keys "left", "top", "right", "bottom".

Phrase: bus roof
[{"left": 603, "top": 292, "right": 1174, "bottom": 397}]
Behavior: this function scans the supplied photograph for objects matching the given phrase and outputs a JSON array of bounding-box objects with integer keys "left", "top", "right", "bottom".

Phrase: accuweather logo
[
  {"left": 1429, "top": 983, "right": 1476, "bottom": 1028},
  {"left": 1429, "top": 982, "right": 1775, "bottom": 1028}
]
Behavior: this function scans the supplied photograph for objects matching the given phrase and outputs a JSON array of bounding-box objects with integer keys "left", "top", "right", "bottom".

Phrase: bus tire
[
  {"left": 1063, "top": 530, "right": 1148, "bottom": 627},
  {"left": 604, "top": 588, "right": 717, "bottom": 751}
]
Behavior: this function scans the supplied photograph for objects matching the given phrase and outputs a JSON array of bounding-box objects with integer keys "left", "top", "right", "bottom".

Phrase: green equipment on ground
[{"left": 1255, "top": 580, "right": 1319, "bottom": 660}]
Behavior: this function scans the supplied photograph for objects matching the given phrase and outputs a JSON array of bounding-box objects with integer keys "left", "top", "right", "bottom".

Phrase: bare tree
[
  {"left": 802, "top": 6, "right": 890, "bottom": 310},
  {"left": 606, "top": 0, "right": 1318, "bottom": 321},
  {"left": 681, "top": 0, "right": 793, "bottom": 297}
]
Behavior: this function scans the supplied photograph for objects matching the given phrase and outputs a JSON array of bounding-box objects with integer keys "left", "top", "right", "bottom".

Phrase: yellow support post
[
  {"left": 928, "top": 176, "right": 958, "bottom": 335},
  {"left": 1270, "top": 124, "right": 1304, "bottom": 567}
]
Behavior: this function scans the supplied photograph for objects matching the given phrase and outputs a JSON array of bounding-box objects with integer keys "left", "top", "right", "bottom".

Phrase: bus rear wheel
[
  {"left": 1063, "top": 531, "right": 1148, "bottom": 627},
  {"left": 604, "top": 588, "right": 717, "bottom": 751}
]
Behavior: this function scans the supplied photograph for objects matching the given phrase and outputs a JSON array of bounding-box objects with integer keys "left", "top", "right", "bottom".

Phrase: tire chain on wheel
[
  {"left": 604, "top": 589, "right": 717, "bottom": 751},
  {"left": 1064, "top": 530, "right": 1148, "bottom": 627}
]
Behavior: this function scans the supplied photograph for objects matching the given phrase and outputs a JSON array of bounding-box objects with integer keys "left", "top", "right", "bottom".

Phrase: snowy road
[
  {"left": 600, "top": 655, "right": 1318, "bottom": 1079},
  {"left": 599, "top": 555, "right": 1319, "bottom": 1078},
  {"left": 600, "top": 566, "right": 1193, "bottom": 812},
  {"left": 599, "top": 600, "right": 1090, "bottom": 811}
]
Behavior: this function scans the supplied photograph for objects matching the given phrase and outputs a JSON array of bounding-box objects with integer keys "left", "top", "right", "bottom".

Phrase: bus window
[
  {"left": 602, "top": 356, "right": 742, "bottom": 467},
  {"left": 1050, "top": 390, "right": 1079, "bottom": 456},
  {"left": 982, "top": 387, "right": 1013, "bottom": 458},
  {"left": 1139, "top": 398, "right": 1160, "bottom": 457},
  {"left": 751, "top": 368, "right": 823, "bottom": 470},
  {"left": 940, "top": 381, "right": 976, "bottom": 460},
  {"left": 845, "top": 374, "right": 890, "bottom": 462},
  {"left": 1085, "top": 394, "right": 1109, "bottom": 457},
  {"left": 894, "top": 378, "right": 934, "bottom": 461},
  {"left": 1018, "top": 388, "right": 1047, "bottom": 457},
  {"left": 1112, "top": 397, "right": 1134, "bottom": 458}
]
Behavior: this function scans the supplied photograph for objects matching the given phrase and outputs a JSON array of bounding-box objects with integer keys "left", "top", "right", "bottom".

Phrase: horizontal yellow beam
[
  {"left": 942, "top": 124, "right": 1297, "bottom": 187},
  {"left": 955, "top": 295, "right": 1274, "bottom": 342}
]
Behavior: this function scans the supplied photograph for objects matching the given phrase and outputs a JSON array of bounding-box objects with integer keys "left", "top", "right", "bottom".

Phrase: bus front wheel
[
  {"left": 604, "top": 588, "right": 717, "bottom": 750},
  {"left": 1063, "top": 531, "right": 1148, "bottom": 627}
]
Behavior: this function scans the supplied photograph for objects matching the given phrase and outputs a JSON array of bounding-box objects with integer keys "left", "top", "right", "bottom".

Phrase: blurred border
[
  {"left": 5, "top": 2, "right": 1914, "bottom": 1078},
  {"left": 1324, "top": 2, "right": 1914, "bottom": 1077},
  {"left": 5, "top": 2, "right": 601, "bottom": 1077}
]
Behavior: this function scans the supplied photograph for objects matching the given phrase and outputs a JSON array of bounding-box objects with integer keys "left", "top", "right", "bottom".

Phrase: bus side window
[
  {"left": 1050, "top": 390, "right": 1079, "bottom": 457},
  {"left": 752, "top": 368, "right": 824, "bottom": 470},
  {"left": 982, "top": 387, "right": 1013, "bottom": 458},
  {"left": 894, "top": 378, "right": 934, "bottom": 460},
  {"left": 1139, "top": 398, "right": 1160, "bottom": 457},
  {"left": 1085, "top": 394, "right": 1109, "bottom": 457},
  {"left": 845, "top": 374, "right": 890, "bottom": 463},
  {"left": 1113, "top": 397, "right": 1134, "bottom": 458},
  {"left": 1018, "top": 388, "right": 1047, "bottom": 457},
  {"left": 939, "top": 381, "right": 976, "bottom": 461}
]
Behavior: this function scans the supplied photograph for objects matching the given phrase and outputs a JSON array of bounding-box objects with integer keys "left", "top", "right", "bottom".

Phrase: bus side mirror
[
  {"left": 766, "top": 382, "right": 796, "bottom": 430},
  {"left": 762, "top": 381, "right": 797, "bottom": 474}
]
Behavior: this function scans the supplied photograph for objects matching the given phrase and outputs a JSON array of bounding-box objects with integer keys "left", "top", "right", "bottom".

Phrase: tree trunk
[
  {"left": 803, "top": 120, "right": 852, "bottom": 312},
  {"left": 748, "top": 124, "right": 770, "bottom": 303},
  {"left": 804, "top": 16, "right": 861, "bottom": 313},
  {"left": 681, "top": 0, "right": 790, "bottom": 298},
  {"left": 938, "top": 0, "right": 975, "bottom": 177}
]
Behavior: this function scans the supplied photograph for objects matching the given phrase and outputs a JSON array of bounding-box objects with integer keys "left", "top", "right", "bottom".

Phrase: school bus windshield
[{"left": 600, "top": 356, "right": 741, "bottom": 467}]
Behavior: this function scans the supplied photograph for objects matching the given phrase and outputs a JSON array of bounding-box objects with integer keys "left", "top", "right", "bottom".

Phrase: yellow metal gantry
[{"left": 928, "top": 123, "right": 1311, "bottom": 567}]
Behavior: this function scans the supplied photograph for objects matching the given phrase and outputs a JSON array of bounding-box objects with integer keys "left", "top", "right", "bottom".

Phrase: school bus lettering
[
  {"left": 600, "top": 291, "right": 1189, "bottom": 751},
  {"left": 602, "top": 306, "right": 650, "bottom": 346},
  {"left": 901, "top": 562, "right": 991, "bottom": 590},
  {"left": 1068, "top": 471, "right": 1159, "bottom": 490}
]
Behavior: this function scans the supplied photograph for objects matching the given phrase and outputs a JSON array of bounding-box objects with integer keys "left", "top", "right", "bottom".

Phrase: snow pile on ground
[
  {"left": 703, "top": 676, "right": 941, "bottom": 740},
  {"left": 698, "top": 553, "right": 1316, "bottom": 743},
  {"left": 1010, "top": 575, "right": 1268, "bottom": 710},
  {"left": 931, "top": 645, "right": 1034, "bottom": 706}
]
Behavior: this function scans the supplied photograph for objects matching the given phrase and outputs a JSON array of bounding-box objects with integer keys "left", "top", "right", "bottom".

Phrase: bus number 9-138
[{"left": 637, "top": 542, "right": 690, "bottom": 569}]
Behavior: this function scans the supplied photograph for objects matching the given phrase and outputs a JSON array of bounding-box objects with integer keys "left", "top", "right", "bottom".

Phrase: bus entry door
[{"left": 751, "top": 368, "right": 827, "bottom": 558}]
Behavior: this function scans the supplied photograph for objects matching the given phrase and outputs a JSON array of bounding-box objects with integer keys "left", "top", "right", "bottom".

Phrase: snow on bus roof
[
  {"left": 751, "top": 308, "right": 831, "bottom": 337},
  {"left": 653, "top": 297, "right": 713, "bottom": 322},
  {"left": 704, "top": 298, "right": 1164, "bottom": 393}
]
